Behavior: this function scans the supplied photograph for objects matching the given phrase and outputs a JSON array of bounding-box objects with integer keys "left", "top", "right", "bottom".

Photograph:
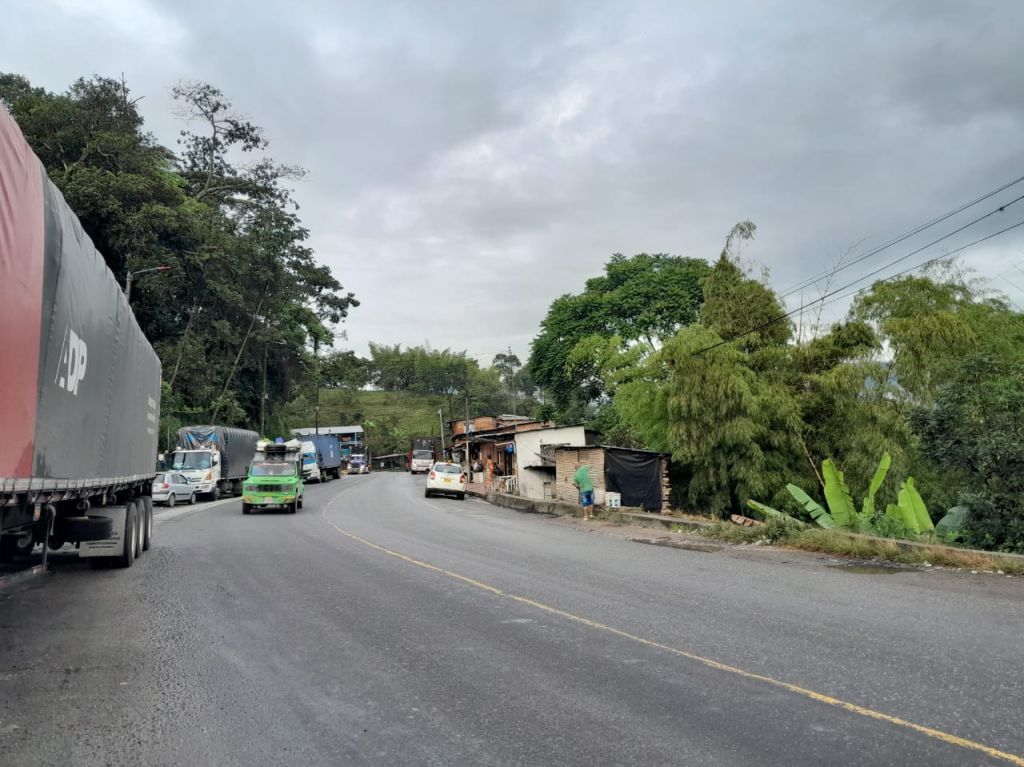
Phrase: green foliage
[
  {"left": 821, "top": 460, "right": 856, "bottom": 528},
  {"left": 1, "top": 72, "right": 357, "bottom": 430},
  {"left": 786, "top": 483, "right": 835, "bottom": 529},
  {"left": 746, "top": 499, "right": 805, "bottom": 527},
  {"left": 772, "top": 453, "right": 933, "bottom": 540},
  {"left": 912, "top": 354, "right": 1024, "bottom": 552},
  {"left": 862, "top": 452, "right": 891, "bottom": 519},
  {"left": 935, "top": 506, "right": 969, "bottom": 542},
  {"left": 613, "top": 325, "right": 805, "bottom": 516},
  {"left": 528, "top": 252, "right": 711, "bottom": 411}
]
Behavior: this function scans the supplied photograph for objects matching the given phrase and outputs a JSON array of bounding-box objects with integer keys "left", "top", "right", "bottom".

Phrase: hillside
[{"left": 281, "top": 389, "right": 451, "bottom": 455}]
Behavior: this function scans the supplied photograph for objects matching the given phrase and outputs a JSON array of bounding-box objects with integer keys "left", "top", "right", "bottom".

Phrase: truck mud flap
[{"left": 78, "top": 506, "right": 126, "bottom": 558}]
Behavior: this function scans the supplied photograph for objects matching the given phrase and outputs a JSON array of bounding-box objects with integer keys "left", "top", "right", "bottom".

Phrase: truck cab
[
  {"left": 299, "top": 440, "right": 321, "bottom": 482},
  {"left": 409, "top": 449, "right": 434, "bottom": 474},
  {"left": 242, "top": 441, "right": 304, "bottom": 514},
  {"left": 169, "top": 448, "right": 220, "bottom": 497}
]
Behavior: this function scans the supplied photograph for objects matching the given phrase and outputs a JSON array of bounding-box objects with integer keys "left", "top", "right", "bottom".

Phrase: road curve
[{"left": 1, "top": 472, "right": 1021, "bottom": 766}]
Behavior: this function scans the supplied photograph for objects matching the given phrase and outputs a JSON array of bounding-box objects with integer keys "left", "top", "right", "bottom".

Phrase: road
[{"left": 1, "top": 473, "right": 1022, "bottom": 766}]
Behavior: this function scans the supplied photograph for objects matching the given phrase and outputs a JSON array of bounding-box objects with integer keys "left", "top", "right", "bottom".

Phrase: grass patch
[{"left": 699, "top": 522, "right": 1024, "bottom": 575}]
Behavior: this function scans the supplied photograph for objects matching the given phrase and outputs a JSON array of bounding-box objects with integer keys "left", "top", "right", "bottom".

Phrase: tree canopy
[{"left": 1, "top": 73, "right": 357, "bottom": 443}]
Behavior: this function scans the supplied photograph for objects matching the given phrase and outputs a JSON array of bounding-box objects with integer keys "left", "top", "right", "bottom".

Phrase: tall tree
[{"left": 529, "top": 252, "right": 711, "bottom": 412}]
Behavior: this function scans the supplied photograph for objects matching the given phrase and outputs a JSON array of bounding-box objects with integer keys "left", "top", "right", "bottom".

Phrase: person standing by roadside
[
  {"left": 573, "top": 462, "right": 595, "bottom": 521},
  {"left": 485, "top": 457, "right": 497, "bottom": 493}
]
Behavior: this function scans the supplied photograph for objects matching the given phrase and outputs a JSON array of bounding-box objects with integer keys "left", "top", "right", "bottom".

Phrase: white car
[
  {"left": 424, "top": 462, "right": 467, "bottom": 500},
  {"left": 152, "top": 472, "right": 197, "bottom": 507}
]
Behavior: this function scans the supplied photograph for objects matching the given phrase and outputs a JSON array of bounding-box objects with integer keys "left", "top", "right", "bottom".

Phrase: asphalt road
[{"left": 1, "top": 473, "right": 1022, "bottom": 766}]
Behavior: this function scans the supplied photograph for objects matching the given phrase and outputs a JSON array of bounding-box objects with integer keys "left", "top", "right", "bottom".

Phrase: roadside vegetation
[
  {"left": 699, "top": 519, "right": 1024, "bottom": 575},
  {"left": 526, "top": 222, "right": 1024, "bottom": 555}
]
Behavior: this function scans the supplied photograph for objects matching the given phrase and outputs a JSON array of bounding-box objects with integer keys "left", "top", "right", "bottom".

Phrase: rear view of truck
[
  {"left": 0, "top": 109, "right": 161, "bottom": 569},
  {"left": 308, "top": 434, "right": 342, "bottom": 480}
]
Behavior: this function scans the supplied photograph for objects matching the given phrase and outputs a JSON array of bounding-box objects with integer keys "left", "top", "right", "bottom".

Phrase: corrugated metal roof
[{"left": 292, "top": 425, "right": 364, "bottom": 436}]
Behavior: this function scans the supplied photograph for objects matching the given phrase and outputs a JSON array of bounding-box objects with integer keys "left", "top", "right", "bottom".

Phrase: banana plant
[
  {"left": 885, "top": 477, "right": 933, "bottom": 536},
  {"left": 748, "top": 452, "right": 916, "bottom": 536},
  {"left": 785, "top": 483, "right": 835, "bottom": 528}
]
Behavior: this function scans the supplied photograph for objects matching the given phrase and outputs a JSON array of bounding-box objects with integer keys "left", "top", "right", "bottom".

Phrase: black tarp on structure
[{"left": 604, "top": 448, "right": 664, "bottom": 511}]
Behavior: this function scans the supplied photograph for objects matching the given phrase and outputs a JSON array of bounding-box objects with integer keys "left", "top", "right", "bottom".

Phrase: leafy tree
[
  {"left": 528, "top": 252, "right": 711, "bottom": 411},
  {"left": 1, "top": 72, "right": 358, "bottom": 430},
  {"left": 612, "top": 325, "right": 805, "bottom": 516},
  {"left": 912, "top": 355, "right": 1024, "bottom": 552}
]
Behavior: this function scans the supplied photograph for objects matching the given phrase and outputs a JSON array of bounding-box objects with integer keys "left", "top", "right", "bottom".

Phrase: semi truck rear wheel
[
  {"left": 115, "top": 503, "right": 138, "bottom": 568},
  {"left": 141, "top": 497, "right": 153, "bottom": 552}
]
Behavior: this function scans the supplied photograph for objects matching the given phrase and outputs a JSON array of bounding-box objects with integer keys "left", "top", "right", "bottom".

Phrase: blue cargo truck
[{"left": 308, "top": 434, "right": 342, "bottom": 481}]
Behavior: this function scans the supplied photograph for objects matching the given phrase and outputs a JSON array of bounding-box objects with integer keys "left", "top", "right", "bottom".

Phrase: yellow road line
[{"left": 320, "top": 497, "right": 1024, "bottom": 766}]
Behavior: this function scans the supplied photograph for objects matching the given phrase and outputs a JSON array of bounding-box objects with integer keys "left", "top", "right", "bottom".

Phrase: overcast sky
[{"left": 5, "top": 0, "right": 1024, "bottom": 360}]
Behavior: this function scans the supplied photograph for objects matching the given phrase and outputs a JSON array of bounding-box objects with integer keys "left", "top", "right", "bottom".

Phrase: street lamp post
[{"left": 125, "top": 265, "right": 173, "bottom": 304}]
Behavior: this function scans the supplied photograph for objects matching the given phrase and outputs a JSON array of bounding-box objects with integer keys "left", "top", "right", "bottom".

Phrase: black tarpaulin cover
[{"left": 604, "top": 450, "right": 663, "bottom": 511}]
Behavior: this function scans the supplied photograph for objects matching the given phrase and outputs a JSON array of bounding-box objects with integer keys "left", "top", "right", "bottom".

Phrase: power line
[
  {"left": 693, "top": 208, "right": 1024, "bottom": 356},
  {"left": 775, "top": 173, "right": 1024, "bottom": 301},
  {"left": 812, "top": 219, "right": 1024, "bottom": 314}
]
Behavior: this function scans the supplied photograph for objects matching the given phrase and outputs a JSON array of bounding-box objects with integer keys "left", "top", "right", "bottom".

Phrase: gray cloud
[{"left": 6, "top": 0, "right": 1024, "bottom": 361}]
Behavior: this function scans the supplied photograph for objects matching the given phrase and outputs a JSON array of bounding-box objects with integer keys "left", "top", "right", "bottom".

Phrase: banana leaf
[
  {"left": 822, "top": 459, "right": 856, "bottom": 529},
  {"left": 901, "top": 477, "right": 933, "bottom": 533},
  {"left": 786, "top": 483, "right": 835, "bottom": 528},
  {"left": 746, "top": 499, "right": 804, "bottom": 526},
  {"left": 935, "top": 505, "right": 968, "bottom": 536},
  {"left": 860, "top": 452, "right": 891, "bottom": 520},
  {"left": 886, "top": 502, "right": 918, "bottom": 535}
]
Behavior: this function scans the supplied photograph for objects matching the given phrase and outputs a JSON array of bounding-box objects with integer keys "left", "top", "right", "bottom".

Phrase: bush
[{"left": 960, "top": 492, "right": 1024, "bottom": 554}]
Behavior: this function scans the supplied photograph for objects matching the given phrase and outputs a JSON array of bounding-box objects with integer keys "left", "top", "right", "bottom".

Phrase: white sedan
[
  {"left": 152, "top": 472, "right": 198, "bottom": 507},
  {"left": 424, "top": 462, "right": 467, "bottom": 500}
]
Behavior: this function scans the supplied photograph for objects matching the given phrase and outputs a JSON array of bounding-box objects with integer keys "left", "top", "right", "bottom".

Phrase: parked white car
[
  {"left": 424, "top": 462, "right": 467, "bottom": 500},
  {"left": 152, "top": 472, "right": 198, "bottom": 507}
]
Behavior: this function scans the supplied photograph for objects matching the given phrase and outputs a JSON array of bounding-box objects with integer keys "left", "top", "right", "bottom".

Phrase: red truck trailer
[{"left": 0, "top": 108, "right": 161, "bottom": 571}]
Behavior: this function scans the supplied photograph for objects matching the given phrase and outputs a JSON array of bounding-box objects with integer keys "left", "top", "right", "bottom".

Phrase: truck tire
[
  {"left": 288, "top": 501, "right": 297, "bottom": 514},
  {"left": 141, "top": 497, "right": 153, "bottom": 552},
  {"left": 116, "top": 503, "right": 138, "bottom": 568},
  {"left": 0, "top": 534, "right": 28, "bottom": 563},
  {"left": 133, "top": 500, "right": 144, "bottom": 560},
  {"left": 210, "top": 486, "right": 221, "bottom": 502},
  {"left": 458, "top": 492, "right": 466, "bottom": 500},
  {"left": 424, "top": 489, "right": 432, "bottom": 498},
  {"left": 297, "top": 496, "right": 303, "bottom": 510},
  {"left": 242, "top": 502, "right": 251, "bottom": 515}
]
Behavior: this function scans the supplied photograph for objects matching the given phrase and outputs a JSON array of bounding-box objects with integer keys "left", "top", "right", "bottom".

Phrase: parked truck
[
  {"left": 0, "top": 108, "right": 161, "bottom": 569},
  {"left": 307, "top": 434, "right": 342, "bottom": 480},
  {"left": 408, "top": 437, "right": 438, "bottom": 474},
  {"left": 172, "top": 426, "right": 259, "bottom": 500},
  {"left": 348, "top": 449, "right": 370, "bottom": 475}
]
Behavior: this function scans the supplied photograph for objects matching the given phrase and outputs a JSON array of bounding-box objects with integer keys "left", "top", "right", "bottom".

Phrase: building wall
[
  {"left": 555, "top": 447, "right": 606, "bottom": 505},
  {"left": 514, "top": 426, "right": 587, "bottom": 500}
]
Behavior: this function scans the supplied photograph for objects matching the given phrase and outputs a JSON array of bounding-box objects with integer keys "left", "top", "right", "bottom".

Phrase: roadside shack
[{"left": 554, "top": 446, "right": 670, "bottom": 513}]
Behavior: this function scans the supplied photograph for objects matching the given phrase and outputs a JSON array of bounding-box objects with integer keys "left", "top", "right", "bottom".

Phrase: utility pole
[
  {"left": 464, "top": 371, "right": 472, "bottom": 472},
  {"left": 125, "top": 264, "right": 172, "bottom": 304},
  {"left": 438, "top": 408, "right": 446, "bottom": 456},
  {"left": 261, "top": 340, "right": 269, "bottom": 437},
  {"left": 508, "top": 345, "right": 518, "bottom": 417},
  {"left": 313, "top": 336, "right": 320, "bottom": 437}
]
